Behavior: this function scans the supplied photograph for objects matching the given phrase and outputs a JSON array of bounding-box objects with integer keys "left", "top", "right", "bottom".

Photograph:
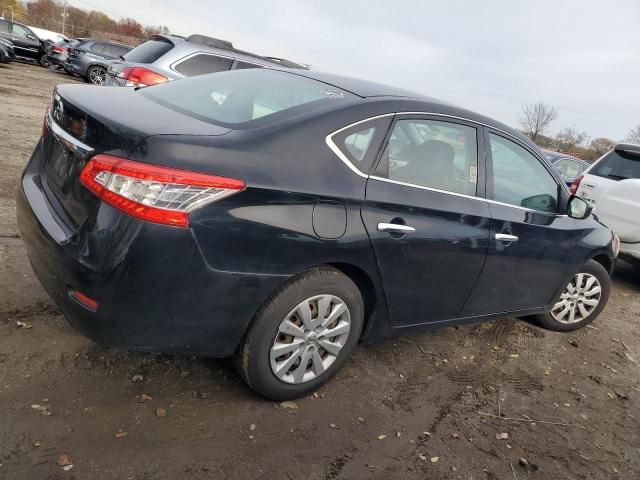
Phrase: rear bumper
[{"left": 17, "top": 143, "right": 287, "bottom": 357}]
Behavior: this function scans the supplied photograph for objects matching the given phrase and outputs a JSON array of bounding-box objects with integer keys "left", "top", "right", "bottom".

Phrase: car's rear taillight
[
  {"left": 79, "top": 154, "right": 245, "bottom": 227},
  {"left": 570, "top": 175, "right": 584, "bottom": 195},
  {"left": 119, "top": 67, "right": 168, "bottom": 87},
  {"left": 53, "top": 46, "right": 67, "bottom": 54}
]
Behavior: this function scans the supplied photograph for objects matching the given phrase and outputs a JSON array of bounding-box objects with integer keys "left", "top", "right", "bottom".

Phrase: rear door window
[
  {"left": 590, "top": 150, "right": 640, "bottom": 181},
  {"left": 173, "top": 54, "right": 234, "bottom": 76},
  {"left": 0, "top": 20, "right": 10, "bottom": 33},
  {"left": 378, "top": 118, "right": 479, "bottom": 196},
  {"left": 90, "top": 42, "right": 106, "bottom": 55},
  {"left": 234, "top": 61, "right": 264, "bottom": 70},
  {"left": 124, "top": 39, "right": 173, "bottom": 63},
  {"left": 101, "top": 44, "right": 116, "bottom": 57}
]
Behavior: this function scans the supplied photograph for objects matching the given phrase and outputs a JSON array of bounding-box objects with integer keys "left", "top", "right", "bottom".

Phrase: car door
[
  {"left": 361, "top": 115, "right": 491, "bottom": 326},
  {"left": 463, "top": 129, "right": 576, "bottom": 315},
  {"left": 8, "top": 22, "right": 40, "bottom": 59}
]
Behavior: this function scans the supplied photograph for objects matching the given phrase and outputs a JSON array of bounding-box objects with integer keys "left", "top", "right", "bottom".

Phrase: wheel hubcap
[
  {"left": 551, "top": 273, "right": 601, "bottom": 324},
  {"left": 270, "top": 294, "right": 351, "bottom": 384},
  {"left": 90, "top": 69, "right": 105, "bottom": 85}
]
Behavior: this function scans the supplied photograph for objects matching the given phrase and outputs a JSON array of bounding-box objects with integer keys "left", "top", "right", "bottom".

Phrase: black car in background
[
  {"left": 17, "top": 69, "right": 617, "bottom": 399},
  {"left": 0, "top": 18, "right": 44, "bottom": 64},
  {"left": 66, "top": 38, "right": 132, "bottom": 84},
  {"left": 0, "top": 37, "right": 15, "bottom": 63}
]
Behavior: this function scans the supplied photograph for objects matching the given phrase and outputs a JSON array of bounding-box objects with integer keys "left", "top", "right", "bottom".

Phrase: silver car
[{"left": 105, "top": 34, "right": 306, "bottom": 87}]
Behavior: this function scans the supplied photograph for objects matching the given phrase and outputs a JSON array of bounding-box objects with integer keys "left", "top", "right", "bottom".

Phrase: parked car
[
  {"left": 46, "top": 38, "right": 82, "bottom": 72},
  {"left": 66, "top": 38, "right": 132, "bottom": 84},
  {"left": 105, "top": 34, "right": 305, "bottom": 87},
  {"left": 573, "top": 144, "right": 640, "bottom": 268},
  {"left": 542, "top": 149, "right": 590, "bottom": 186},
  {"left": 0, "top": 37, "right": 15, "bottom": 63},
  {"left": 17, "top": 68, "right": 617, "bottom": 400},
  {"left": 0, "top": 18, "right": 45, "bottom": 64},
  {"left": 28, "top": 26, "right": 69, "bottom": 44}
]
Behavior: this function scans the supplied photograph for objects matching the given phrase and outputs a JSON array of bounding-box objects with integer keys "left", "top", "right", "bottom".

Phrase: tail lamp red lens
[
  {"left": 119, "top": 67, "right": 169, "bottom": 87},
  {"left": 569, "top": 175, "right": 584, "bottom": 195},
  {"left": 79, "top": 154, "right": 245, "bottom": 227},
  {"left": 70, "top": 289, "right": 99, "bottom": 311}
]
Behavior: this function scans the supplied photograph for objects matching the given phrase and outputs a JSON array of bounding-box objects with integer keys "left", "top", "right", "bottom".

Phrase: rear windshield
[
  {"left": 139, "top": 69, "right": 357, "bottom": 127},
  {"left": 124, "top": 39, "right": 174, "bottom": 63},
  {"left": 591, "top": 150, "right": 640, "bottom": 181}
]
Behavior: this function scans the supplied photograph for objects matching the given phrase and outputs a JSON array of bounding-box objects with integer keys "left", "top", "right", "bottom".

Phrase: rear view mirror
[
  {"left": 27, "top": 34, "right": 37, "bottom": 41},
  {"left": 568, "top": 195, "right": 591, "bottom": 219}
]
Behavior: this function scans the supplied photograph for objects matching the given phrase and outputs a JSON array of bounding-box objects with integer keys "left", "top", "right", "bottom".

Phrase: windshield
[
  {"left": 140, "top": 69, "right": 357, "bottom": 127},
  {"left": 591, "top": 150, "right": 640, "bottom": 181}
]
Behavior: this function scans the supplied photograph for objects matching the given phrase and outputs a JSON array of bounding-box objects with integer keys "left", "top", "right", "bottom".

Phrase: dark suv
[
  {"left": 0, "top": 18, "right": 44, "bottom": 64},
  {"left": 66, "top": 39, "right": 132, "bottom": 84},
  {"left": 105, "top": 34, "right": 305, "bottom": 87}
]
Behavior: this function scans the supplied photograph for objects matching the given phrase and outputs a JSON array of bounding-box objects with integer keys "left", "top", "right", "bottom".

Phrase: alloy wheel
[
  {"left": 89, "top": 68, "right": 105, "bottom": 85},
  {"left": 551, "top": 273, "right": 602, "bottom": 324},
  {"left": 270, "top": 294, "right": 351, "bottom": 384}
]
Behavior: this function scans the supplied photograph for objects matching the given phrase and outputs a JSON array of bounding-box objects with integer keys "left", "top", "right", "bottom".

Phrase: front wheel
[
  {"left": 86, "top": 65, "right": 106, "bottom": 85},
  {"left": 234, "top": 267, "right": 364, "bottom": 400},
  {"left": 534, "top": 260, "right": 611, "bottom": 331}
]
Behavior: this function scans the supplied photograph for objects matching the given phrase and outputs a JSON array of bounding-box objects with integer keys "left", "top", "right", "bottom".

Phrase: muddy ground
[{"left": 1, "top": 61, "right": 639, "bottom": 480}]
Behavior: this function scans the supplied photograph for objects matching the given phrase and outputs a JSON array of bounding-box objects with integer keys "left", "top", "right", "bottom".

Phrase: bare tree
[
  {"left": 518, "top": 102, "right": 558, "bottom": 142},
  {"left": 554, "top": 127, "right": 587, "bottom": 152},
  {"left": 625, "top": 125, "right": 640, "bottom": 144},
  {"left": 589, "top": 137, "right": 615, "bottom": 156}
]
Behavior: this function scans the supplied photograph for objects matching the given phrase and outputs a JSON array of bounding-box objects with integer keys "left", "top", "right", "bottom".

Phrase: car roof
[
  {"left": 275, "top": 68, "right": 533, "bottom": 144},
  {"left": 163, "top": 34, "right": 307, "bottom": 70}
]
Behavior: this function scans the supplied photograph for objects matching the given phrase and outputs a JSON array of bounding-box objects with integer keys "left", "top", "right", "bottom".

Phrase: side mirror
[
  {"left": 27, "top": 34, "right": 37, "bottom": 41},
  {"left": 568, "top": 195, "right": 592, "bottom": 220}
]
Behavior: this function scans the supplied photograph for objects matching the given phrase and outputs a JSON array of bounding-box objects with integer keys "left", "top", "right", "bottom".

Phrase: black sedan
[{"left": 17, "top": 69, "right": 617, "bottom": 399}]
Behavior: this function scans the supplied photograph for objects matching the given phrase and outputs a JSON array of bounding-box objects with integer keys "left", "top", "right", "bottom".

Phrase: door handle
[
  {"left": 377, "top": 222, "right": 416, "bottom": 234},
  {"left": 495, "top": 233, "right": 519, "bottom": 242}
]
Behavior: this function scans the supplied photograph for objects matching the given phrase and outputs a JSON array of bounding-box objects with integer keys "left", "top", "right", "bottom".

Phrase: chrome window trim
[
  {"left": 325, "top": 112, "right": 567, "bottom": 216},
  {"left": 47, "top": 113, "right": 94, "bottom": 155},
  {"left": 325, "top": 113, "right": 395, "bottom": 179},
  {"left": 369, "top": 175, "right": 567, "bottom": 216}
]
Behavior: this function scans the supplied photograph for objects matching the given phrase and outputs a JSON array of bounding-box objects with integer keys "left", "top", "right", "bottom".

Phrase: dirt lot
[{"left": 1, "top": 61, "right": 639, "bottom": 480}]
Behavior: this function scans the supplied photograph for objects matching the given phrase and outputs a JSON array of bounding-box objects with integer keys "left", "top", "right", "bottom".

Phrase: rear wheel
[
  {"left": 235, "top": 267, "right": 364, "bottom": 400},
  {"left": 39, "top": 54, "right": 52, "bottom": 68},
  {"left": 534, "top": 260, "right": 610, "bottom": 331},
  {"left": 86, "top": 65, "right": 106, "bottom": 85}
]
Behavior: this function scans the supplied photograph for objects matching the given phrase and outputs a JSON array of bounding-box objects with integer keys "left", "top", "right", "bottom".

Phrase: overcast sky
[{"left": 75, "top": 0, "right": 639, "bottom": 140}]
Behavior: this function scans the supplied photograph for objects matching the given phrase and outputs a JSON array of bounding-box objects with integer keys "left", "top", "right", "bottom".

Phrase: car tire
[
  {"left": 234, "top": 267, "right": 364, "bottom": 400},
  {"left": 86, "top": 65, "right": 106, "bottom": 85},
  {"left": 534, "top": 260, "right": 610, "bottom": 332},
  {"left": 39, "top": 54, "right": 52, "bottom": 68}
]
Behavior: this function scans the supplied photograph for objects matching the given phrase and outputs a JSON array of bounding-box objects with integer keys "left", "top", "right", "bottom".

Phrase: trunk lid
[{"left": 40, "top": 84, "right": 230, "bottom": 230}]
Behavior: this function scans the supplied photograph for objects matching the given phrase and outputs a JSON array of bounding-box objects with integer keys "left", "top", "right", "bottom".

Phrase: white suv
[{"left": 572, "top": 144, "right": 640, "bottom": 267}]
